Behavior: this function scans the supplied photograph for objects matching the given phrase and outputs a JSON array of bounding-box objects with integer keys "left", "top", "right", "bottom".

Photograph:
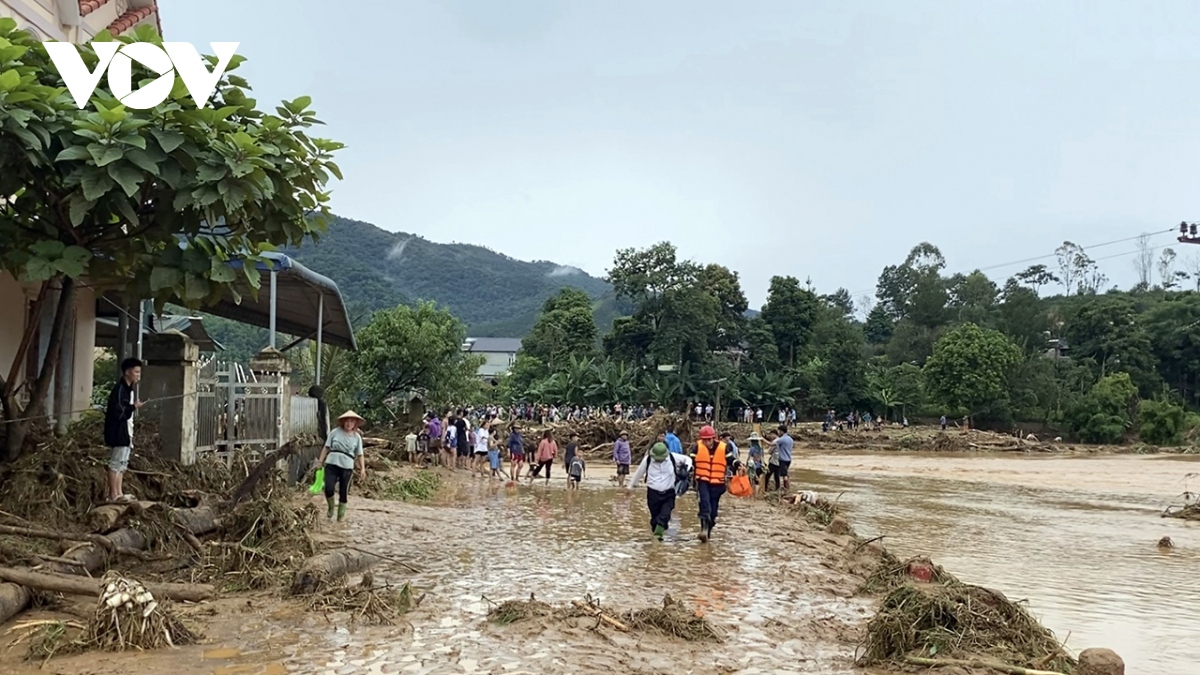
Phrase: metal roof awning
[
  {"left": 95, "top": 315, "right": 224, "bottom": 352},
  {"left": 213, "top": 252, "right": 356, "bottom": 350}
]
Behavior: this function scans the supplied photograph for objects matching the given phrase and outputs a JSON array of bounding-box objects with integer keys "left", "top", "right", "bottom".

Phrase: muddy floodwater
[
  {"left": 800, "top": 451, "right": 1200, "bottom": 675},
  {"left": 3, "top": 450, "right": 1196, "bottom": 675}
]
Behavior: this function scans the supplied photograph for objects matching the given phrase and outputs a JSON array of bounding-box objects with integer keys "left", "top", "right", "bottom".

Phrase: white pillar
[
  {"left": 315, "top": 293, "right": 323, "bottom": 386},
  {"left": 268, "top": 269, "right": 277, "bottom": 349}
]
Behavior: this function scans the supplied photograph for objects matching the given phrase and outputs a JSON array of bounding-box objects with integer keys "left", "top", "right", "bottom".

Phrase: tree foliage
[
  {"left": 339, "top": 303, "right": 482, "bottom": 416},
  {"left": 0, "top": 24, "right": 341, "bottom": 458},
  {"left": 923, "top": 323, "right": 1021, "bottom": 420}
]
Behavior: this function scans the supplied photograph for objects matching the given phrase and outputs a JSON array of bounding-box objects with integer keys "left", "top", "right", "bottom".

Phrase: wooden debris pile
[{"left": 858, "top": 582, "right": 1074, "bottom": 674}]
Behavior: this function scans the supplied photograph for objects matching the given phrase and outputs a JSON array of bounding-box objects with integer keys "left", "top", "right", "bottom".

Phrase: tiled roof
[
  {"left": 79, "top": 0, "right": 111, "bottom": 17},
  {"left": 106, "top": 6, "right": 154, "bottom": 35}
]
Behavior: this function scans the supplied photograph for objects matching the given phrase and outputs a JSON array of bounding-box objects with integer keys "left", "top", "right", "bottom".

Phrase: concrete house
[
  {"left": 0, "top": 3, "right": 165, "bottom": 423},
  {"left": 463, "top": 337, "right": 522, "bottom": 380},
  {"left": 0, "top": 4, "right": 358, "bottom": 447},
  {"left": 0, "top": 0, "right": 161, "bottom": 41}
]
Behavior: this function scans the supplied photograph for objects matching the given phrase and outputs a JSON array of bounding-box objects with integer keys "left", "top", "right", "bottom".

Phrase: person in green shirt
[{"left": 316, "top": 410, "right": 367, "bottom": 521}]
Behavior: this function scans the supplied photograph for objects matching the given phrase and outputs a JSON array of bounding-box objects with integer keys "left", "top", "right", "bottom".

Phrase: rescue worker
[{"left": 690, "top": 425, "right": 736, "bottom": 543}]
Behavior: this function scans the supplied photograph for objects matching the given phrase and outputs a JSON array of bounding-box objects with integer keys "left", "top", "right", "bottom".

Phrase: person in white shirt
[{"left": 627, "top": 437, "right": 693, "bottom": 541}]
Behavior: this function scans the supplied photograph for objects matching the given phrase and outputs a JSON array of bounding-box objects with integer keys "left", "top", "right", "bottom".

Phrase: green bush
[
  {"left": 1138, "top": 399, "right": 1187, "bottom": 446},
  {"left": 1066, "top": 373, "right": 1137, "bottom": 444}
]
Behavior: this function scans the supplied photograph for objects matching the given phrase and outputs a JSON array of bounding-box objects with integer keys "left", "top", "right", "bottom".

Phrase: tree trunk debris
[
  {"left": 0, "top": 567, "right": 215, "bottom": 603},
  {"left": 291, "top": 548, "right": 380, "bottom": 595}
]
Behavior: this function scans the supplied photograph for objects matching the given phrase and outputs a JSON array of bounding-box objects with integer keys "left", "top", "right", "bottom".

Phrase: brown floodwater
[
  {"left": 5, "top": 452, "right": 1194, "bottom": 675},
  {"left": 798, "top": 451, "right": 1200, "bottom": 675}
]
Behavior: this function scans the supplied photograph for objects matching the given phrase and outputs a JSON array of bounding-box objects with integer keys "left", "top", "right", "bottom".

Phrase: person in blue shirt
[
  {"left": 769, "top": 425, "right": 794, "bottom": 491},
  {"left": 664, "top": 425, "right": 684, "bottom": 455}
]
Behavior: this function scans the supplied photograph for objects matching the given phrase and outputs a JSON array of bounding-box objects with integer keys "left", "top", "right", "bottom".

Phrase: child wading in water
[
  {"left": 568, "top": 455, "right": 585, "bottom": 490},
  {"left": 488, "top": 428, "right": 502, "bottom": 480}
]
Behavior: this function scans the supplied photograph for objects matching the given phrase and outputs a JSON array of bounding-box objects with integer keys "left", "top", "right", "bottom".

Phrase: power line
[{"left": 843, "top": 227, "right": 1176, "bottom": 299}]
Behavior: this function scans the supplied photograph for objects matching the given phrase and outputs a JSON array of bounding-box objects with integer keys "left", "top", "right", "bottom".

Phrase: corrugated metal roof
[{"left": 465, "top": 337, "right": 522, "bottom": 353}]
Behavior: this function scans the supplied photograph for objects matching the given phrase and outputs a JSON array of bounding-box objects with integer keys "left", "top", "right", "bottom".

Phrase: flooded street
[
  {"left": 799, "top": 451, "right": 1200, "bottom": 675},
  {"left": 3, "top": 473, "right": 873, "bottom": 675},
  {"left": 3, "top": 450, "right": 1196, "bottom": 675}
]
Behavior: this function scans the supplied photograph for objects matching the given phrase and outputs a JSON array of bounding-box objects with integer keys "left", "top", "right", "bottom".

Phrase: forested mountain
[
  {"left": 196, "top": 216, "right": 616, "bottom": 361},
  {"left": 285, "top": 216, "right": 612, "bottom": 333}
]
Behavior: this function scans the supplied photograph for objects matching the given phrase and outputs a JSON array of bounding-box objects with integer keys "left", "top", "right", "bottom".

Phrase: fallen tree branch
[
  {"left": 0, "top": 567, "right": 215, "bottom": 603},
  {"left": 230, "top": 441, "right": 296, "bottom": 505},
  {"left": 0, "top": 524, "right": 145, "bottom": 558},
  {"left": 904, "top": 656, "right": 1065, "bottom": 675},
  {"left": 570, "top": 600, "right": 629, "bottom": 632}
]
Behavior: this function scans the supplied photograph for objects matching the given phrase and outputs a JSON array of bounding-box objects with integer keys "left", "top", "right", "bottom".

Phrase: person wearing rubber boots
[{"left": 691, "top": 425, "right": 736, "bottom": 543}]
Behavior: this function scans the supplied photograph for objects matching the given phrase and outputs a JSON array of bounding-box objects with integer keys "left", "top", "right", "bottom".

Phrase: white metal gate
[{"left": 196, "top": 360, "right": 281, "bottom": 461}]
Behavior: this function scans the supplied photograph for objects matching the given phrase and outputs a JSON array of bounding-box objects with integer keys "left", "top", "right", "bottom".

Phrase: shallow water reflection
[{"left": 799, "top": 452, "right": 1200, "bottom": 675}]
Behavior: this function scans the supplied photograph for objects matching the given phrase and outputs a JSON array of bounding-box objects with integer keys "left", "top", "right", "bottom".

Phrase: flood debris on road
[
  {"left": 486, "top": 592, "right": 723, "bottom": 643},
  {"left": 305, "top": 571, "right": 418, "bottom": 625},
  {"left": 859, "top": 582, "right": 1076, "bottom": 674}
]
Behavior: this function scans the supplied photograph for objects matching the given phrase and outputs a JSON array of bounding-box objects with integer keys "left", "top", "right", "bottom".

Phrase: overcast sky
[{"left": 163, "top": 0, "right": 1200, "bottom": 307}]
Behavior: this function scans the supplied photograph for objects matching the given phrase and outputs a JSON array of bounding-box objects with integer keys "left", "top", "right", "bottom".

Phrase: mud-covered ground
[{"left": 0, "top": 465, "right": 898, "bottom": 675}]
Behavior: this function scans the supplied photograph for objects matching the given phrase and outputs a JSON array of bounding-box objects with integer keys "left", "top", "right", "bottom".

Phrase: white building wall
[
  {"left": 0, "top": 0, "right": 70, "bottom": 40},
  {"left": 475, "top": 351, "right": 517, "bottom": 378}
]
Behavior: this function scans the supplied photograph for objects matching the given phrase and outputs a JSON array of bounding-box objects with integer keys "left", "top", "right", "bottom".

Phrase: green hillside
[{"left": 286, "top": 215, "right": 613, "bottom": 331}]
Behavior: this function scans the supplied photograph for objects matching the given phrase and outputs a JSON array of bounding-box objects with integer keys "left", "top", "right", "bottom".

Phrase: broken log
[
  {"left": 0, "top": 567, "right": 214, "bottom": 603},
  {"left": 291, "top": 548, "right": 380, "bottom": 595},
  {"left": 0, "top": 582, "right": 31, "bottom": 625},
  {"left": 361, "top": 437, "right": 391, "bottom": 449},
  {"left": 570, "top": 600, "right": 629, "bottom": 631},
  {"left": 87, "top": 501, "right": 155, "bottom": 533},
  {"left": 230, "top": 442, "right": 296, "bottom": 505},
  {"left": 43, "top": 528, "right": 148, "bottom": 576},
  {"left": 88, "top": 501, "right": 223, "bottom": 536}
]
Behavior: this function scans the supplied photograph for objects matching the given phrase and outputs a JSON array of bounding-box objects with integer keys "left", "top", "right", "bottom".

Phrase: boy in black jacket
[{"left": 104, "top": 358, "right": 143, "bottom": 502}]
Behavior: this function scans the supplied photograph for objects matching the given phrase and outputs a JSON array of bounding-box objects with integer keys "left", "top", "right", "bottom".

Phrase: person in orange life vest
[{"left": 690, "top": 425, "right": 737, "bottom": 543}]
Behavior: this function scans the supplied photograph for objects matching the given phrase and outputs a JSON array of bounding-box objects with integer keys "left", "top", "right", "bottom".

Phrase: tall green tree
[
  {"left": 0, "top": 25, "right": 341, "bottom": 459},
  {"left": 341, "top": 303, "right": 482, "bottom": 416},
  {"left": 1061, "top": 296, "right": 1160, "bottom": 396},
  {"left": 521, "top": 288, "right": 598, "bottom": 370},
  {"left": 760, "top": 275, "right": 820, "bottom": 367},
  {"left": 923, "top": 323, "right": 1022, "bottom": 421},
  {"left": 875, "top": 242, "right": 947, "bottom": 324}
]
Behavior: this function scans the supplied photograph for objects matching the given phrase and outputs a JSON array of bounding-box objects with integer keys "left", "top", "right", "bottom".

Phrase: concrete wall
[
  {"left": 1, "top": 0, "right": 154, "bottom": 42},
  {"left": 0, "top": 272, "right": 97, "bottom": 420},
  {"left": 476, "top": 351, "right": 516, "bottom": 378},
  {"left": 0, "top": 0, "right": 69, "bottom": 40}
]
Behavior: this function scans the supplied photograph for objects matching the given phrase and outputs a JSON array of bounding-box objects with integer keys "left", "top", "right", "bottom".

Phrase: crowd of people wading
[{"left": 392, "top": 405, "right": 805, "bottom": 544}]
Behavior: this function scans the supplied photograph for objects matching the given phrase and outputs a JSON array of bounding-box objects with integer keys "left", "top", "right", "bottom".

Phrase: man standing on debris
[
  {"left": 104, "top": 357, "right": 144, "bottom": 503},
  {"left": 628, "top": 436, "right": 693, "bottom": 540},
  {"left": 613, "top": 431, "right": 632, "bottom": 488},
  {"left": 691, "top": 425, "right": 735, "bottom": 543}
]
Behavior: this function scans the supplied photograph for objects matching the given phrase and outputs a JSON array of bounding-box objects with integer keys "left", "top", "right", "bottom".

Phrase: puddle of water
[
  {"left": 203, "top": 648, "right": 243, "bottom": 659},
  {"left": 800, "top": 451, "right": 1200, "bottom": 675}
]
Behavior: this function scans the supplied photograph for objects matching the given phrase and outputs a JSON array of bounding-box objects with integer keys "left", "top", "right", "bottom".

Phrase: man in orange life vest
[{"left": 691, "top": 425, "right": 738, "bottom": 543}]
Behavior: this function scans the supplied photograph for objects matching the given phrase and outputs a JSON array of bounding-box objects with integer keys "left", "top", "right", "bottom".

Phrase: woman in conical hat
[{"left": 315, "top": 411, "right": 367, "bottom": 522}]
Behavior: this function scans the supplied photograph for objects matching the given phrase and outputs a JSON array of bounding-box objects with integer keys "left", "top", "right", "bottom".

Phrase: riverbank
[{"left": 0, "top": 458, "right": 1094, "bottom": 675}]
